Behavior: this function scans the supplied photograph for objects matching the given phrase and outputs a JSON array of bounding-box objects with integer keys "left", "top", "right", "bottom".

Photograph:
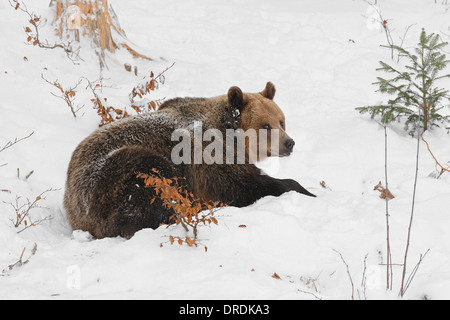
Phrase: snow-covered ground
[{"left": 1, "top": 0, "right": 450, "bottom": 300}]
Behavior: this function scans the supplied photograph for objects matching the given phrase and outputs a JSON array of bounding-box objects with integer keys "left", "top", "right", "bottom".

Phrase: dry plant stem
[
  {"left": 377, "top": 7, "right": 413, "bottom": 63},
  {"left": 41, "top": 74, "right": 83, "bottom": 118},
  {"left": 360, "top": 254, "right": 369, "bottom": 300},
  {"left": 129, "top": 62, "right": 175, "bottom": 104},
  {"left": 403, "top": 249, "right": 430, "bottom": 294},
  {"left": 363, "top": 1, "right": 394, "bottom": 58},
  {"left": 384, "top": 126, "right": 393, "bottom": 290},
  {"left": 296, "top": 289, "right": 322, "bottom": 300},
  {"left": 138, "top": 171, "right": 222, "bottom": 245},
  {"left": 166, "top": 199, "right": 216, "bottom": 239},
  {"left": 421, "top": 136, "right": 450, "bottom": 177},
  {"left": 399, "top": 128, "right": 421, "bottom": 297},
  {"left": 25, "top": 170, "right": 34, "bottom": 180},
  {"left": 383, "top": 21, "right": 394, "bottom": 60},
  {"left": 397, "top": 25, "right": 414, "bottom": 63},
  {"left": 9, "top": 0, "right": 77, "bottom": 63},
  {"left": 0, "top": 132, "right": 34, "bottom": 154},
  {"left": 333, "top": 249, "right": 355, "bottom": 300},
  {"left": 2, "top": 243, "right": 37, "bottom": 274},
  {"left": 164, "top": 199, "right": 190, "bottom": 234},
  {"left": 7, "top": 189, "right": 56, "bottom": 233},
  {"left": 0, "top": 132, "right": 34, "bottom": 167},
  {"left": 84, "top": 77, "right": 130, "bottom": 126}
]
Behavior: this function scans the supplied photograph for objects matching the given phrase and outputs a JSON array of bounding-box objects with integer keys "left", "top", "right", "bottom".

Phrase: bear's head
[{"left": 228, "top": 82, "right": 295, "bottom": 162}]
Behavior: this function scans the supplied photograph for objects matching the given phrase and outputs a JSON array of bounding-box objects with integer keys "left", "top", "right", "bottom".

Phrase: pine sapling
[{"left": 357, "top": 28, "right": 450, "bottom": 136}]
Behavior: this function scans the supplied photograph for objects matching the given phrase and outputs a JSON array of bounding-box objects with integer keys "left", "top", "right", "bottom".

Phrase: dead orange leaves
[
  {"left": 272, "top": 272, "right": 281, "bottom": 279},
  {"left": 373, "top": 181, "right": 395, "bottom": 200},
  {"left": 138, "top": 168, "right": 226, "bottom": 250}
]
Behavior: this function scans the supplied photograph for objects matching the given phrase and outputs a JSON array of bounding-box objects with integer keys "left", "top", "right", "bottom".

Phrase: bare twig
[
  {"left": 41, "top": 74, "right": 84, "bottom": 118},
  {"left": 333, "top": 249, "right": 355, "bottom": 300},
  {"left": 25, "top": 170, "right": 34, "bottom": 180},
  {"left": 363, "top": 2, "right": 394, "bottom": 59},
  {"left": 2, "top": 243, "right": 37, "bottom": 274},
  {"left": 296, "top": 289, "right": 322, "bottom": 300},
  {"left": 5, "top": 189, "right": 57, "bottom": 233},
  {"left": 129, "top": 62, "right": 175, "bottom": 104},
  {"left": 403, "top": 249, "right": 430, "bottom": 295},
  {"left": 364, "top": 1, "right": 413, "bottom": 63},
  {"left": 84, "top": 77, "right": 130, "bottom": 126},
  {"left": 0, "top": 132, "right": 34, "bottom": 154},
  {"left": 422, "top": 136, "right": 450, "bottom": 178},
  {"left": 360, "top": 254, "right": 369, "bottom": 300},
  {"left": 384, "top": 126, "right": 393, "bottom": 290},
  {"left": 397, "top": 25, "right": 414, "bottom": 63},
  {"left": 299, "top": 273, "right": 321, "bottom": 294},
  {"left": 400, "top": 124, "right": 422, "bottom": 297},
  {"left": 8, "top": 0, "right": 80, "bottom": 63}
]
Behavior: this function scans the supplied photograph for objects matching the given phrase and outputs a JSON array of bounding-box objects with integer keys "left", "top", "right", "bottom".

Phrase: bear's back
[{"left": 70, "top": 112, "right": 178, "bottom": 168}]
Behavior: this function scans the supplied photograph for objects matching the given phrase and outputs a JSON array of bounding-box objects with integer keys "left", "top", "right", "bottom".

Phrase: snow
[{"left": 1, "top": 0, "right": 450, "bottom": 300}]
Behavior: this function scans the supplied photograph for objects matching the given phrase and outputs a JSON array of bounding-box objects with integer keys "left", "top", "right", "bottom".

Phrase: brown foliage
[
  {"left": 9, "top": 0, "right": 77, "bottom": 62},
  {"left": 138, "top": 168, "right": 226, "bottom": 247},
  {"left": 373, "top": 181, "right": 395, "bottom": 200},
  {"left": 41, "top": 74, "right": 83, "bottom": 118},
  {"left": 6, "top": 189, "right": 56, "bottom": 234},
  {"left": 129, "top": 63, "right": 175, "bottom": 114},
  {"left": 85, "top": 78, "right": 129, "bottom": 126},
  {"left": 41, "top": 63, "right": 172, "bottom": 126},
  {"left": 272, "top": 272, "right": 281, "bottom": 279}
]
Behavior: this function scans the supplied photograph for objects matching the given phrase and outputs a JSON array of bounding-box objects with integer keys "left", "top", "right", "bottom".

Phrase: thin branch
[
  {"left": 2, "top": 243, "right": 37, "bottom": 274},
  {"left": 403, "top": 249, "right": 430, "bottom": 295},
  {"left": 400, "top": 120, "right": 422, "bottom": 297},
  {"left": 333, "top": 249, "right": 355, "bottom": 300},
  {"left": 421, "top": 136, "right": 450, "bottom": 177},
  {"left": 129, "top": 62, "right": 175, "bottom": 103},
  {"left": 5, "top": 189, "right": 57, "bottom": 233},
  {"left": 397, "top": 25, "right": 415, "bottom": 63},
  {"left": 384, "top": 126, "right": 393, "bottom": 290},
  {"left": 365, "top": 2, "right": 394, "bottom": 59},
  {"left": 8, "top": 0, "right": 80, "bottom": 64},
  {"left": 296, "top": 289, "right": 322, "bottom": 300},
  {"left": 0, "top": 132, "right": 34, "bottom": 154},
  {"left": 360, "top": 254, "right": 369, "bottom": 300},
  {"left": 41, "top": 74, "right": 84, "bottom": 118}
]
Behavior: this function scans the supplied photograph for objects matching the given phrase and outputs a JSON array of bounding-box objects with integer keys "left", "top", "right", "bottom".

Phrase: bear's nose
[{"left": 284, "top": 139, "right": 295, "bottom": 152}]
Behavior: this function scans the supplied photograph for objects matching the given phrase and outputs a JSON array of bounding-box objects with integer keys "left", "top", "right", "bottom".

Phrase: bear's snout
[{"left": 284, "top": 139, "right": 295, "bottom": 152}]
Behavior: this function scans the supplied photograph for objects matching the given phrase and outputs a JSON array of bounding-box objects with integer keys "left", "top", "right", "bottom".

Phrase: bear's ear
[
  {"left": 228, "top": 86, "right": 246, "bottom": 110},
  {"left": 260, "top": 82, "right": 276, "bottom": 100}
]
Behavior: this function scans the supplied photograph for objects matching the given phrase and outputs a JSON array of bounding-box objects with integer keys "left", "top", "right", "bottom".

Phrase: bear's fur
[{"left": 64, "top": 82, "right": 315, "bottom": 239}]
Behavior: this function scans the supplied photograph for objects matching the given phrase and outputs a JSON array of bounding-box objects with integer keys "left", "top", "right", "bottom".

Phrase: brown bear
[{"left": 64, "top": 82, "right": 315, "bottom": 239}]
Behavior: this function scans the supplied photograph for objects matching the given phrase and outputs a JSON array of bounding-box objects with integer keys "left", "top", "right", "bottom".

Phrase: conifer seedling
[{"left": 357, "top": 29, "right": 450, "bottom": 136}]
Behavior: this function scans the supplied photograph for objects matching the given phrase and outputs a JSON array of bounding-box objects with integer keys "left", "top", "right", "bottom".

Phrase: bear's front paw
[{"left": 282, "top": 179, "right": 316, "bottom": 197}]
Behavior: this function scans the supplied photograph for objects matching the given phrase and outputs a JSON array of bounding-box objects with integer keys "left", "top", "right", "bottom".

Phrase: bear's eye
[
  {"left": 280, "top": 121, "right": 285, "bottom": 128},
  {"left": 262, "top": 124, "right": 271, "bottom": 130}
]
